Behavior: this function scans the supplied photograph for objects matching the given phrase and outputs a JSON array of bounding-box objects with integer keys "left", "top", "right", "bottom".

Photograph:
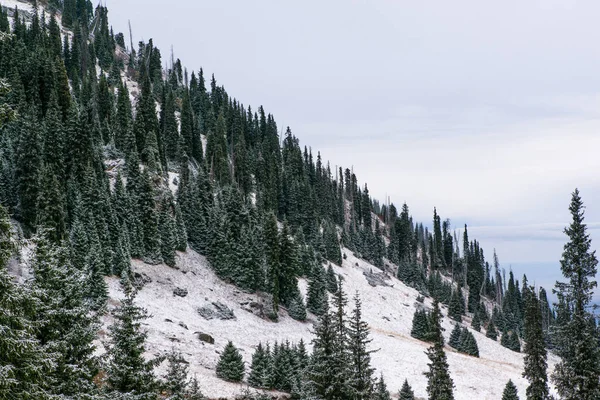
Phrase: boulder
[{"left": 196, "top": 332, "right": 215, "bottom": 344}]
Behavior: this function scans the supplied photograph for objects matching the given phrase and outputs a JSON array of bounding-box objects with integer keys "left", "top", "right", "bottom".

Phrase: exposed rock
[
  {"left": 178, "top": 321, "right": 188, "bottom": 330},
  {"left": 197, "top": 302, "right": 236, "bottom": 320},
  {"left": 197, "top": 306, "right": 216, "bottom": 320},
  {"left": 173, "top": 287, "right": 188, "bottom": 297},
  {"left": 363, "top": 269, "right": 390, "bottom": 287},
  {"left": 195, "top": 332, "right": 215, "bottom": 344},
  {"left": 133, "top": 272, "right": 152, "bottom": 290}
]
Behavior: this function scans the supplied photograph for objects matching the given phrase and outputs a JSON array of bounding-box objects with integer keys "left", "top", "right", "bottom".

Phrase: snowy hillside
[{"left": 103, "top": 248, "right": 559, "bottom": 400}]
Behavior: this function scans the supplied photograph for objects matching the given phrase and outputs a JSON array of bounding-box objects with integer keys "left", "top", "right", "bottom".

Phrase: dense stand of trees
[{"left": 0, "top": 2, "right": 597, "bottom": 400}]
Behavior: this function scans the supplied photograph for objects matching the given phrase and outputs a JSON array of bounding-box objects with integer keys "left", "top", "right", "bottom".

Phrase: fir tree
[
  {"left": 30, "top": 233, "right": 99, "bottom": 396},
  {"left": 552, "top": 189, "right": 600, "bottom": 400},
  {"left": 424, "top": 300, "right": 454, "bottom": 400},
  {"left": 248, "top": 342, "right": 270, "bottom": 388},
  {"left": 374, "top": 375, "right": 391, "bottom": 400},
  {"left": 502, "top": 380, "right": 520, "bottom": 400},
  {"left": 449, "top": 324, "right": 462, "bottom": 349},
  {"left": 326, "top": 263, "right": 338, "bottom": 294},
  {"left": 0, "top": 206, "right": 52, "bottom": 399},
  {"left": 307, "top": 263, "right": 328, "bottom": 316},
  {"left": 163, "top": 350, "right": 190, "bottom": 400},
  {"left": 398, "top": 379, "right": 415, "bottom": 400},
  {"left": 411, "top": 309, "right": 431, "bottom": 342},
  {"left": 449, "top": 289, "right": 463, "bottom": 322},
  {"left": 187, "top": 375, "right": 205, "bottom": 400},
  {"left": 348, "top": 292, "right": 375, "bottom": 400},
  {"left": 471, "top": 309, "right": 481, "bottom": 332},
  {"left": 288, "top": 292, "right": 307, "bottom": 321},
  {"left": 216, "top": 341, "right": 245, "bottom": 382},
  {"left": 523, "top": 287, "right": 548, "bottom": 400},
  {"left": 105, "top": 287, "right": 157, "bottom": 398},
  {"left": 486, "top": 320, "right": 498, "bottom": 341}
]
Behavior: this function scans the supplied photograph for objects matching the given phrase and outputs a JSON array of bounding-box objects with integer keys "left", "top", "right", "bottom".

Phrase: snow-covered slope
[{"left": 103, "top": 248, "right": 558, "bottom": 400}]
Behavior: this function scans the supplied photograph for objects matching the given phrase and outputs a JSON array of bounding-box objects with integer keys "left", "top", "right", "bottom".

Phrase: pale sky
[{"left": 107, "top": 0, "right": 600, "bottom": 297}]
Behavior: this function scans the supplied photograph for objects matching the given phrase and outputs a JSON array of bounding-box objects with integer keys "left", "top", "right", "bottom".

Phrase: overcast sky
[{"left": 107, "top": 0, "right": 600, "bottom": 296}]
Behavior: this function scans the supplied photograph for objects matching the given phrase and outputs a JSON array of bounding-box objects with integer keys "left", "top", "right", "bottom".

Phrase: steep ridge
[{"left": 103, "top": 248, "right": 558, "bottom": 399}]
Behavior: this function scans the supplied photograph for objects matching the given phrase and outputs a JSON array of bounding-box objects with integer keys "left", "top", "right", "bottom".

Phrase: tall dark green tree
[
  {"left": 216, "top": 341, "right": 245, "bottom": 382},
  {"left": 522, "top": 286, "right": 548, "bottom": 400},
  {"left": 30, "top": 233, "right": 99, "bottom": 397},
  {"left": 348, "top": 293, "right": 375, "bottom": 400},
  {"left": 105, "top": 287, "right": 157, "bottom": 398},
  {"left": 502, "top": 380, "right": 520, "bottom": 400},
  {"left": 399, "top": 379, "right": 415, "bottom": 400},
  {"left": 0, "top": 206, "right": 53, "bottom": 399},
  {"left": 424, "top": 300, "right": 454, "bottom": 400},
  {"left": 552, "top": 189, "right": 600, "bottom": 400}
]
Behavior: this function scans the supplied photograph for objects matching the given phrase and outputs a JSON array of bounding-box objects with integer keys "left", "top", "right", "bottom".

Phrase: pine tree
[
  {"left": 460, "top": 330, "right": 479, "bottom": 357},
  {"left": 288, "top": 292, "right": 307, "bottom": 321},
  {"left": 552, "top": 189, "right": 600, "bottom": 400},
  {"left": 348, "top": 293, "right": 375, "bottom": 400},
  {"left": 30, "top": 233, "right": 99, "bottom": 396},
  {"left": 424, "top": 300, "right": 454, "bottom": 400},
  {"left": 523, "top": 286, "right": 549, "bottom": 400},
  {"left": 307, "top": 263, "right": 328, "bottom": 316},
  {"left": 449, "top": 324, "right": 462, "bottom": 349},
  {"left": 411, "top": 309, "right": 431, "bottom": 342},
  {"left": 449, "top": 289, "right": 462, "bottom": 322},
  {"left": 216, "top": 341, "right": 245, "bottom": 382},
  {"left": 373, "top": 375, "right": 391, "bottom": 400},
  {"left": 248, "top": 342, "right": 270, "bottom": 388},
  {"left": 326, "top": 263, "right": 338, "bottom": 294},
  {"left": 471, "top": 309, "right": 481, "bottom": 332},
  {"left": 399, "top": 379, "right": 415, "bottom": 400},
  {"left": 105, "top": 287, "right": 157, "bottom": 398},
  {"left": 163, "top": 350, "right": 190, "bottom": 400},
  {"left": 0, "top": 205, "right": 53, "bottom": 399},
  {"left": 263, "top": 213, "right": 280, "bottom": 313},
  {"left": 187, "top": 375, "right": 205, "bottom": 400},
  {"left": 486, "top": 320, "right": 498, "bottom": 341},
  {"left": 502, "top": 380, "right": 520, "bottom": 400}
]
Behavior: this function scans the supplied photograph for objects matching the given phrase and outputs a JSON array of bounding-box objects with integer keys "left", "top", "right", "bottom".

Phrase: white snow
[
  {"left": 0, "top": 0, "right": 32, "bottom": 13},
  {"left": 103, "top": 247, "right": 558, "bottom": 400}
]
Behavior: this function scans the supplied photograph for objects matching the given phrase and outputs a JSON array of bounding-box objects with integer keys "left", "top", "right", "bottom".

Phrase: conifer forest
[{"left": 0, "top": 1, "right": 599, "bottom": 399}]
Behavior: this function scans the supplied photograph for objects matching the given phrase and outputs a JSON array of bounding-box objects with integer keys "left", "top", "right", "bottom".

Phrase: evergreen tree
[
  {"left": 163, "top": 350, "right": 190, "bottom": 400},
  {"left": 399, "top": 379, "right": 415, "bottom": 400},
  {"left": 263, "top": 212, "right": 280, "bottom": 313},
  {"left": 248, "top": 342, "right": 270, "bottom": 388},
  {"left": 373, "top": 375, "right": 391, "bottom": 400},
  {"left": 187, "top": 375, "right": 205, "bottom": 400},
  {"left": 459, "top": 330, "right": 479, "bottom": 357},
  {"left": 424, "top": 300, "right": 454, "bottom": 400},
  {"left": 523, "top": 287, "right": 548, "bottom": 400},
  {"left": 411, "top": 309, "right": 431, "bottom": 342},
  {"left": 486, "top": 320, "right": 498, "bottom": 341},
  {"left": 307, "top": 263, "right": 328, "bottom": 316},
  {"left": 30, "top": 233, "right": 99, "bottom": 396},
  {"left": 0, "top": 206, "right": 52, "bottom": 399},
  {"left": 216, "top": 341, "right": 245, "bottom": 382},
  {"left": 449, "top": 324, "right": 462, "bottom": 349},
  {"left": 105, "top": 287, "right": 157, "bottom": 398},
  {"left": 471, "top": 309, "right": 481, "bottom": 332},
  {"left": 502, "top": 380, "right": 520, "bottom": 400},
  {"left": 449, "top": 289, "right": 463, "bottom": 322},
  {"left": 288, "top": 292, "right": 307, "bottom": 321},
  {"left": 326, "top": 264, "right": 338, "bottom": 294},
  {"left": 552, "top": 189, "right": 600, "bottom": 400},
  {"left": 348, "top": 293, "right": 375, "bottom": 400}
]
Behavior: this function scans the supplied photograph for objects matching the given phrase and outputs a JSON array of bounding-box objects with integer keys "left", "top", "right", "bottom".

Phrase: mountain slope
[{"left": 103, "top": 248, "right": 558, "bottom": 399}]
